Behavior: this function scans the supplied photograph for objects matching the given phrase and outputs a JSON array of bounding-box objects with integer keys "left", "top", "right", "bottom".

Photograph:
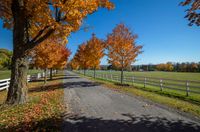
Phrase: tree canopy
[{"left": 181, "top": 0, "right": 200, "bottom": 26}]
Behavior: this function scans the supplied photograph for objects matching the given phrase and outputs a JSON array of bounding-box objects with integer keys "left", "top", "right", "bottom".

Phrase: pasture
[
  {"left": 80, "top": 70, "right": 200, "bottom": 103},
  {"left": 87, "top": 70, "right": 200, "bottom": 81},
  {"left": 0, "top": 69, "right": 43, "bottom": 80}
]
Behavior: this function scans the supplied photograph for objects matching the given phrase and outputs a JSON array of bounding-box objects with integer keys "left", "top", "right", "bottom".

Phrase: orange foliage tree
[
  {"left": 86, "top": 34, "right": 104, "bottom": 78},
  {"left": 106, "top": 24, "right": 143, "bottom": 84},
  {"left": 73, "top": 43, "right": 90, "bottom": 75},
  {"left": 0, "top": 0, "right": 114, "bottom": 104},
  {"left": 34, "top": 38, "right": 71, "bottom": 84},
  {"left": 180, "top": 0, "right": 200, "bottom": 26},
  {"left": 69, "top": 58, "right": 79, "bottom": 70}
]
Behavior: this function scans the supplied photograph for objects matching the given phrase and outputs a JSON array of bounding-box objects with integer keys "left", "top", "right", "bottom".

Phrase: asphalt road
[{"left": 62, "top": 71, "right": 200, "bottom": 132}]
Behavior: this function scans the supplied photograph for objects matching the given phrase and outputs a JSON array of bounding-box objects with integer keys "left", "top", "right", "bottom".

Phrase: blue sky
[{"left": 0, "top": 0, "right": 200, "bottom": 65}]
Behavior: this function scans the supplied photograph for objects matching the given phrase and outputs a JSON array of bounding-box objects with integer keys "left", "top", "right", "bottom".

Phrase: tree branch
[
  {"left": 29, "top": 26, "right": 49, "bottom": 44},
  {"left": 26, "top": 28, "right": 54, "bottom": 51}
]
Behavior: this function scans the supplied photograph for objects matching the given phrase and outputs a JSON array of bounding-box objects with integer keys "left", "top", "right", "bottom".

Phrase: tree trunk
[
  {"left": 84, "top": 69, "right": 86, "bottom": 76},
  {"left": 93, "top": 67, "right": 96, "bottom": 78},
  {"left": 121, "top": 68, "right": 124, "bottom": 84},
  {"left": 50, "top": 68, "right": 53, "bottom": 80},
  {"left": 6, "top": 56, "right": 28, "bottom": 104},
  {"left": 44, "top": 69, "right": 48, "bottom": 84},
  {"left": 6, "top": 0, "right": 28, "bottom": 104}
]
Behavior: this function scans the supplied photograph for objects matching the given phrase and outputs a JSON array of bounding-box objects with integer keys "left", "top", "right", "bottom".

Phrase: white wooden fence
[
  {"left": 77, "top": 70, "right": 200, "bottom": 97},
  {"left": 0, "top": 70, "right": 56, "bottom": 91},
  {"left": 0, "top": 79, "right": 10, "bottom": 91}
]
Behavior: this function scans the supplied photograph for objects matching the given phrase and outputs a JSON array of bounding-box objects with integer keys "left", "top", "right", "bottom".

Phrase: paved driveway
[{"left": 62, "top": 71, "right": 200, "bottom": 132}]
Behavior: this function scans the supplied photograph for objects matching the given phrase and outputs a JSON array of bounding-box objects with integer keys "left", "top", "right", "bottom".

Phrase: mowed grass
[
  {"left": 83, "top": 70, "right": 200, "bottom": 98},
  {"left": 81, "top": 74, "right": 200, "bottom": 118},
  {"left": 0, "top": 69, "right": 43, "bottom": 80},
  {"left": 0, "top": 73, "right": 65, "bottom": 131},
  {"left": 90, "top": 70, "right": 200, "bottom": 81}
]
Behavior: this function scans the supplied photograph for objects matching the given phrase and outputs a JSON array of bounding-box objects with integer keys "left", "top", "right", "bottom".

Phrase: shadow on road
[
  {"left": 62, "top": 113, "right": 200, "bottom": 132},
  {"left": 63, "top": 81, "right": 102, "bottom": 89},
  {"left": 2, "top": 113, "right": 199, "bottom": 132},
  {"left": 29, "top": 75, "right": 102, "bottom": 93}
]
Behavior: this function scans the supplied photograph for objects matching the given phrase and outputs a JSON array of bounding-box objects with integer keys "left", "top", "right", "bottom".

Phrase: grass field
[
  {"left": 0, "top": 69, "right": 43, "bottom": 80},
  {"left": 78, "top": 70, "right": 200, "bottom": 104},
  {"left": 85, "top": 70, "right": 200, "bottom": 81},
  {"left": 0, "top": 73, "right": 65, "bottom": 131}
]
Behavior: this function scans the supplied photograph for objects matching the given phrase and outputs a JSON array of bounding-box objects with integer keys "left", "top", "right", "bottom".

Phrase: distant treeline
[
  {"left": 0, "top": 48, "right": 12, "bottom": 70},
  {"left": 100, "top": 62, "right": 200, "bottom": 72}
]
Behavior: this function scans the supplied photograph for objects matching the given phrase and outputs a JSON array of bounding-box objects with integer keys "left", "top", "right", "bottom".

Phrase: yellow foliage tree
[
  {"left": 34, "top": 38, "right": 71, "bottom": 84},
  {"left": 86, "top": 34, "right": 104, "bottom": 78},
  {"left": 106, "top": 24, "right": 143, "bottom": 84},
  {"left": 74, "top": 43, "right": 91, "bottom": 75},
  {"left": 0, "top": 0, "right": 114, "bottom": 104}
]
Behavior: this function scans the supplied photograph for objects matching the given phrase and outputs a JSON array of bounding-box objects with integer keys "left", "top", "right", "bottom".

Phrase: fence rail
[
  {"left": 77, "top": 70, "right": 200, "bottom": 97},
  {"left": 0, "top": 70, "right": 56, "bottom": 91}
]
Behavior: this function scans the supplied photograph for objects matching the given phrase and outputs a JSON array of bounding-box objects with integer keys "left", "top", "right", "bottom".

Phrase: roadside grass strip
[{"left": 0, "top": 75, "right": 65, "bottom": 131}]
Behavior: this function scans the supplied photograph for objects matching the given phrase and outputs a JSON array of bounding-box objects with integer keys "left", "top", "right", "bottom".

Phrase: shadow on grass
[
  {"left": 2, "top": 113, "right": 199, "bottom": 132},
  {"left": 0, "top": 116, "right": 62, "bottom": 132}
]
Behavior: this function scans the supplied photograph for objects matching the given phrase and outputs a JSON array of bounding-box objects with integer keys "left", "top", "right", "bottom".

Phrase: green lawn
[
  {"left": 78, "top": 70, "right": 200, "bottom": 104},
  {"left": 86, "top": 70, "right": 200, "bottom": 81},
  {"left": 0, "top": 69, "right": 43, "bottom": 80}
]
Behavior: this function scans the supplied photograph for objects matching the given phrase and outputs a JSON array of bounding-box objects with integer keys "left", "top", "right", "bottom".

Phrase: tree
[
  {"left": 0, "top": 0, "right": 114, "bottom": 104},
  {"left": 69, "top": 58, "right": 80, "bottom": 70},
  {"left": 74, "top": 43, "right": 90, "bottom": 75},
  {"left": 106, "top": 24, "right": 143, "bottom": 84},
  {"left": 0, "top": 49, "right": 12, "bottom": 69},
  {"left": 86, "top": 34, "right": 104, "bottom": 78},
  {"left": 33, "top": 38, "right": 70, "bottom": 84},
  {"left": 180, "top": 0, "right": 200, "bottom": 26}
]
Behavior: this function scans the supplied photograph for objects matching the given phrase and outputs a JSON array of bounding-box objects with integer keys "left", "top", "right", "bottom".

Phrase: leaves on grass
[{"left": 0, "top": 80, "right": 65, "bottom": 131}]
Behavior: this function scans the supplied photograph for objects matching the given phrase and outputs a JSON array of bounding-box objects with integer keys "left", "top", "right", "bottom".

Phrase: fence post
[
  {"left": 160, "top": 79, "right": 163, "bottom": 91},
  {"left": 132, "top": 76, "right": 134, "bottom": 86},
  {"left": 6, "top": 80, "right": 9, "bottom": 91},
  {"left": 144, "top": 77, "right": 147, "bottom": 88},
  {"left": 111, "top": 74, "right": 113, "bottom": 81},
  {"left": 186, "top": 81, "right": 190, "bottom": 96}
]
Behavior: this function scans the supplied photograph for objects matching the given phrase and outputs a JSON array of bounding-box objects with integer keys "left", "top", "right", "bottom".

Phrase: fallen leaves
[{"left": 0, "top": 79, "right": 65, "bottom": 131}]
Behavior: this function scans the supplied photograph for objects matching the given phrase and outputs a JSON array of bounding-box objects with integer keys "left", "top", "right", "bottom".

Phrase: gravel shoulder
[{"left": 62, "top": 71, "right": 200, "bottom": 132}]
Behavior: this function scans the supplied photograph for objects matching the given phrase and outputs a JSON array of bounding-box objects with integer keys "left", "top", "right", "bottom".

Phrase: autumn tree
[
  {"left": 34, "top": 38, "right": 70, "bottom": 84},
  {"left": 106, "top": 24, "right": 143, "bottom": 84},
  {"left": 74, "top": 43, "right": 90, "bottom": 75},
  {"left": 86, "top": 34, "right": 104, "bottom": 78},
  {"left": 156, "top": 63, "right": 174, "bottom": 71},
  {"left": 180, "top": 0, "right": 200, "bottom": 26},
  {"left": 0, "top": 0, "right": 114, "bottom": 104},
  {"left": 51, "top": 45, "right": 71, "bottom": 78},
  {"left": 70, "top": 58, "right": 80, "bottom": 70}
]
